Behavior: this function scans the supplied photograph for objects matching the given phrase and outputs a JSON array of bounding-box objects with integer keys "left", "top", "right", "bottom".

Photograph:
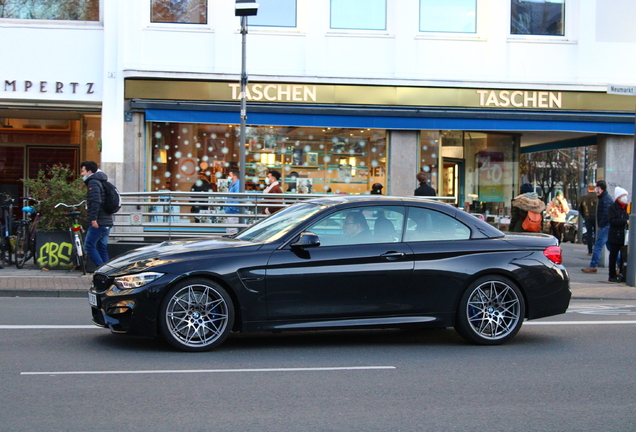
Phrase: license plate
[{"left": 88, "top": 292, "right": 97, "bottom": 307}]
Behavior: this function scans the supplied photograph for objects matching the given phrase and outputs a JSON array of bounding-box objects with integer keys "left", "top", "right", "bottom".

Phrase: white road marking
[
  {"left": 525, "top": 320, "right": 636, "bottom": 325},
  {"left": 0, "top": 325, "right": 98, "bottom": 329},
  {"left": 21, "top": 366, "right": 397, "bottom": 376}
]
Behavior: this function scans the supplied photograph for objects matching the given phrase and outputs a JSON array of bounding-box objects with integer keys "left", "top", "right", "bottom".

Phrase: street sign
[{"left": 607, "top": 84, "right": 636, "bottom": 96}]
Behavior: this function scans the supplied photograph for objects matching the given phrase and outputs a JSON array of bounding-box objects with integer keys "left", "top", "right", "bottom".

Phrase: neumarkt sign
[
  {"left": 607, "top": 84, "right": 636, "bottom": 96},
  {"left": 125, "top": 79, "right": 636, "bottom": 112}
]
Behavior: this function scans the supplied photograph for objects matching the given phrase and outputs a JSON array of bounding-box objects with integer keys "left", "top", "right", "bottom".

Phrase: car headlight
[{"left": 114, "top": 272, "right": 164, "bottom": 289}]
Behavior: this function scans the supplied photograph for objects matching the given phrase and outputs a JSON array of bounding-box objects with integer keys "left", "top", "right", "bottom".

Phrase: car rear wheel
[
  {"left": 159, "top": 278, "right": 234, "bottom": 352},
  {"left": 455, "top": 275, "right": 525, "bottom": 345}
]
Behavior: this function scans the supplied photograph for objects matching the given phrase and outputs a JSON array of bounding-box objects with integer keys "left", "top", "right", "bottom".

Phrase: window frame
[
  {"left": 248, "top": 0, "right": 298, "bottom": 29},
  {"left": 418, "top": 0, "right": 477, "bottom": 35},
  {"left": 404, "top": 206, "right": 471, "bottom": 243},
  {"left": 0, "top": 0, "right": 102, "bottom": 27},
  {"left": 146, "top": 0, "right": 211, "bottom": 30},
  {"left": 329, "top": 0, "right": 388, "bottom": 32},
  {"left": 508, "top": 0, "right": 574, "bottom": 43}
]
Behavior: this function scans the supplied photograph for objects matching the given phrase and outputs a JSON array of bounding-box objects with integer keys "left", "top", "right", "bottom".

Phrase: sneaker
[
  {"left": 608, "top": 276, "right": 622, "bottom": 283},
  {"left": 581, "top": 267, "right": 597, "bottom": 273}
]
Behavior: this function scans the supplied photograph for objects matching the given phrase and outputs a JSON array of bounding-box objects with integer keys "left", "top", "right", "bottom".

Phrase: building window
[
  {"left": 420, "top": 0, "right": 476, "bottom": 33},
  {"left": 511, "top": 0, "right": 564, "bottom": 36},
  {"left": 249, "top": 0, "right": 296, "bottom": 27},
  {"left": 0, "top": 0, "right": 99, "bottom": 21},
  {"left": 151, "top": 0, "right": 207, "bottom": 24},
  {"left": 149, "top": 123, "right": 387, "bottom": 195},
  {"left": 330, "top": 0, "right": 386, "bottom": 31}
]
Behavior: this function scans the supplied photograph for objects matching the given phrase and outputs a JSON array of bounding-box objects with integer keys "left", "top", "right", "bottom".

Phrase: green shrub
[{"left": 22, "top": 165, "right": 87, "bottom": 231}]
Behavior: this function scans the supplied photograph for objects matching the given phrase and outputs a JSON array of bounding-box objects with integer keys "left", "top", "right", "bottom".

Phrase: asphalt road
[{"left": 1, "top": 298, "right": 635, "bottom": 432}]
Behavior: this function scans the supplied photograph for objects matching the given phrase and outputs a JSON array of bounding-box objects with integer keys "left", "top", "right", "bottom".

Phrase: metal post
[
  {"left": 239, "top": 15, "right": 248, "bottom": 194},
  {"left": 626, "top": 105, "right": 636, "bottom": 286}
]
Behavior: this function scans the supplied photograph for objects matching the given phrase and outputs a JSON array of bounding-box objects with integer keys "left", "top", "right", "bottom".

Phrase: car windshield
[{"left": 235, "top": 202, "right": 325, "bottom": 243}]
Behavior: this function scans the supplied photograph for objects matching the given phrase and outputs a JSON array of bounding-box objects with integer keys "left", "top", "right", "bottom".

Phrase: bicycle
[
  {"left": 54, "top": 200, "right": 87, "bottom": 275},
  {"left": 14, "top": 197, "right": 42, "bottom": 269},
  {"left": 0, "top": 192, "right": 16, "bottom": 269}
]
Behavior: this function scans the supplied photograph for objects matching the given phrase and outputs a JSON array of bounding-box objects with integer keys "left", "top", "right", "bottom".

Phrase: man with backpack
[{"left": 80, "top": 161, "right": 115, "bottom": 268}]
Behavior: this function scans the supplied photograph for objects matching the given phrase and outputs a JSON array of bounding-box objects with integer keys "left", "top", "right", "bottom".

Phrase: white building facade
[{"left": 2, "top": 0, "right": 635, "bottom": 215}]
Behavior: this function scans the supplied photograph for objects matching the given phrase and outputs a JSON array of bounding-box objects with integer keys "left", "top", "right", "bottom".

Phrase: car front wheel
[
  {"left": 455, "top": 276, "right": 525, "bottom": 345},
  {"left": 158, "top": 278, "right": 234, "bottom": 352}
]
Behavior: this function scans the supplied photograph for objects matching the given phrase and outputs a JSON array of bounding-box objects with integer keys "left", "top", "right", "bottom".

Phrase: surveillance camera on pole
[{"left": 235, "top": 1, "right": 259, "bottom": 194}]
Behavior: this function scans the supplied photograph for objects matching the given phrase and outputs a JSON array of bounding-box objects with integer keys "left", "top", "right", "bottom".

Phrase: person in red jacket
[{"left": 263, "top": 170, "right": 283, "bottom": 215}]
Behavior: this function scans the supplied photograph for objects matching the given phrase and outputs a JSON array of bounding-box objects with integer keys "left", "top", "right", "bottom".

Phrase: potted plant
[{"left": 22, "top": 165, "right": 87, "bottom": 270}]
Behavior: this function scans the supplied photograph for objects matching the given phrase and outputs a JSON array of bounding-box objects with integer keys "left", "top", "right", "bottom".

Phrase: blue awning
[{"left": 145, "top": 108, "right": 635, "bottom": 135}]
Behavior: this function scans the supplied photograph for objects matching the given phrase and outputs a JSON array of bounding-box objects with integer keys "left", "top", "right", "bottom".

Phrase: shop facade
[{"left": 124, "top": 78, "right": 635, "bottom": 218}]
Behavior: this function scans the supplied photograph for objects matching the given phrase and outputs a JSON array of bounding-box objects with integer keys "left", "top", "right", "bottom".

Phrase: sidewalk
[{"left": 0, "top": 241, "right": 634, "bottom": 299}]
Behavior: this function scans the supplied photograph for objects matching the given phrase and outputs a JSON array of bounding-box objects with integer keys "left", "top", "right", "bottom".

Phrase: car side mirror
[{"left": 291, "top": 232, "right": 321, "bottom": 249}]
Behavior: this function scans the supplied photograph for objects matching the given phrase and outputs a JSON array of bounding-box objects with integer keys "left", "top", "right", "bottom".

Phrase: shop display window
[
  {"left": 419, "top": 0, "right": 476, "bottom": 33},
  {"left": 249, "top": 0, "right": 296, "bottom": 27},
  {"left": 0, "top": 0, "right": 99, "bottom": 20},
  {"left": 151, "top": 0, "right": 207, "bottom": 24},
  {"left": 149, "top": 122, "right": 387, "bottom": 195},
  {"left": 330, "top": 0, "right": 386, "bottom": 30},
  {"left": 511, "top": 0, "right": 564, "bottom": 36}
]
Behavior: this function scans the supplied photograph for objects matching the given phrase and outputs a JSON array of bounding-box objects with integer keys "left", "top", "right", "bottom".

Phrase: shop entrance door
[{"left": 442, "top": 158, "right": 464, "bottom": 206}]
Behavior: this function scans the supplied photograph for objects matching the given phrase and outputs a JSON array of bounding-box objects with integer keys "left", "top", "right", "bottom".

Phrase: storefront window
[
  {"left": 464, "top": 132, "right": 519, "bottom": 218},
  {"left": 511, "top": 0, "right": 564, "bottom": 36},
  {"left": 250, "top": 0, "right": 296, "bottom": 27},
  {"left": 330, "top": 0, "right": 386, "bottom": 30},
  {"left": 0, "top": 0, "right": 99, "bottom": 20},
  {"left": 419, "top": 0, "right": 476, "bottom": 33},
  {"left": 149, "top": 123, "right": 387, "bottom": 194},
  {"left": 418, "top": 131, "right": 440, "bottom": 194},
  {"left": 151, "top": 0, "right": 207, "bottom": 24}
]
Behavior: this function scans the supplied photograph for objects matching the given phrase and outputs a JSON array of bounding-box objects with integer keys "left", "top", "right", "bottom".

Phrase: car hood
[{"left": 99, "top": 237, "right": 262, "bottom": 274}]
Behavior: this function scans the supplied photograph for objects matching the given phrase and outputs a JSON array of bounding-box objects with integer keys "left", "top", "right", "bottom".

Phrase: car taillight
[{"left": 544, "top": 246, "right": 562, "bottom": 264}]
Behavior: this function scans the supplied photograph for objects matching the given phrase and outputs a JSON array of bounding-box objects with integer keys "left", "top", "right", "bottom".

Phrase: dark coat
[
  {"left": 84, "top": 171, "right": 114, "bottom": 227},
  {"left": 414, "top": 183, "right": 436, "bottom": 197},
  {"left": 596, "top": 190, "right": 614, "bottom": 228},
  {"left": 263, "top": 183, "right": 283, "bottom": 214},
  {"left": 607, "top": 201, "right": 628, "bottom": 245}
]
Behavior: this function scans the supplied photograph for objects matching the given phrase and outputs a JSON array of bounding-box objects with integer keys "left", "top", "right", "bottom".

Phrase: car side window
[
  {"left": 404, "top": 207, "right": 470, "bottom": 242},
  {"left": 307, "top": 206, "right": 405, "bottom": 246}
]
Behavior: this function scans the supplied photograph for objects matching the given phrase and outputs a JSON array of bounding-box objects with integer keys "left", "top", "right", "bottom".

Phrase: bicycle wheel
[{"left": 14, "top": 225, "right": 28, "bottom": 269}]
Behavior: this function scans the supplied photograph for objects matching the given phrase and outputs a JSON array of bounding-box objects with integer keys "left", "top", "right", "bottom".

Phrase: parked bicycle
[
  {"left": 54, "top": 200, "right": 87, "bottom": 275},
  {"left": 0, "top": 192, "right": 16, "bottom": 269},
  {"left": 14, "top": 197, "right": 42, "bottom": 269}
]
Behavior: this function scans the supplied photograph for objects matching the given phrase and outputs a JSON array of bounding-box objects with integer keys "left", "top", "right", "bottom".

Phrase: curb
[{"left": 0, "top": 290, "right": 87, "bottom": 298}]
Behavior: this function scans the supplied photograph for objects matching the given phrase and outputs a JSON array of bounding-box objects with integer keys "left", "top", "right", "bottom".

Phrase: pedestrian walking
[
  {"left": 509, "top": 184, "right": 546, "bottom": 232},
  {"left": 370, "top": 183, "right": 383, "bottom": 195},
  {"left": 582, "top": 180, "right": 614, "bottom": 273},
  {"left": 225, "top": 168, "right": 241, "bottom": 235},
  {"left": 80, "top": 161, "right": 113, "bottom": 267},
  {"left": 578, "top": 184, "right": 597, "bottom": 255},
  {"left": 262, "top": 170, "right": 283, "bottom": 215},
  {"left": 607, "top": 187, "right": 629, "bottom": 282},
  {"left": 546, "top": 190, "right": 569, "bottom": 244}
]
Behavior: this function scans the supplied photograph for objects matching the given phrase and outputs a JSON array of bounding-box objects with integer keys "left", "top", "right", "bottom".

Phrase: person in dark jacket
[
  {"left": 414, "top": 171, "right": 436, "bottom": 196},
  {"left": 509, "top": 184, "right": 546, "bottom": 232},
  {"left": 582, "top": 180, "right": 614, "bottom": 273},
  {"left": 370, "top": 183, "right": 383, "bottom": 195},
  {"left": 607, "top": 187, "right": 629, "bottom": 282},
  {"left": 578, "top": 184, "right": 597, "bottom": 255},
  {"left": 80, "top": 161, "right": 113, "bottom": 267}
]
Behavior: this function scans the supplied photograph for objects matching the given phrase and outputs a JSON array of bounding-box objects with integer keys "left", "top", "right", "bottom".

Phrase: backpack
[
  {"left": 101, "top": 180, "right": 121, "bottom": 214},
  {"left": 522, "top": 211, "right": 542, "bottom": 233}
]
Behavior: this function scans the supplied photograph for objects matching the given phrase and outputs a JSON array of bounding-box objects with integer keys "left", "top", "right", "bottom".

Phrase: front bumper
[{"left": 89, "top": 272, "right": 177, "bottom": 337}]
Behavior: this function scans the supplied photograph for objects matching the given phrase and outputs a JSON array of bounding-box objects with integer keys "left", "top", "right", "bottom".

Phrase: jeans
[
  {"left": 590, "top": 225, "right": 609, "bottom": 268},
  {"left": 584, "top": 218, "right": 596, "bottom": 254},
  {"left": 84, "top": 225, "right": 111, "bottom": 267}
]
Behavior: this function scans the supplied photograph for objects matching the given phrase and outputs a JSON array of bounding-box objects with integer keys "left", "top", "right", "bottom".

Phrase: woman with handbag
[
  {"left": 510, "top": 184, "right": 546, "bottom": 233},
  {"left": 608, "top": 187, "right": 629, "bottom": 283},
  {"left": 546, "top": 191, "right": 569, "bottom": 244}
]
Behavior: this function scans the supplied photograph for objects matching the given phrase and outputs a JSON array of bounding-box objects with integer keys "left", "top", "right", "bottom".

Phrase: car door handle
[{"left": 380, "top": 251, "right": 406, "bottom": 260}]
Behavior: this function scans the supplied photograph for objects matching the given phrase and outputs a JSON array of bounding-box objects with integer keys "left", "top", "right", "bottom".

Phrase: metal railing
[{"left": 111, "top": 191, "right": 455, "bottom": 241}]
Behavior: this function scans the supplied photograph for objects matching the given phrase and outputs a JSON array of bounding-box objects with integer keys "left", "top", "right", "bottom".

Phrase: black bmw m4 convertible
[{"left": 89, "top": 196, "right": 570, "bottom": 351}]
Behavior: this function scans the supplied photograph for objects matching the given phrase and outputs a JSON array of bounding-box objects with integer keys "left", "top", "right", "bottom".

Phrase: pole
[
  {"left": 626, "top": 105, "right": 636, "bottom": 286},
  {"left": 239, "top": 15, "right": 247, "bottom": 193}
]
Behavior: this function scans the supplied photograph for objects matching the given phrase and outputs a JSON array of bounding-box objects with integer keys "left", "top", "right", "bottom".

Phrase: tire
[
  {"left": 455, "top": 275, "right": 525, "bottom": 345},
  {"left": 14, "top": 226, "right": 28, "bottom": 269},
  {"left": 158, "top": 278, "right": 234, "bottom": 352}
]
